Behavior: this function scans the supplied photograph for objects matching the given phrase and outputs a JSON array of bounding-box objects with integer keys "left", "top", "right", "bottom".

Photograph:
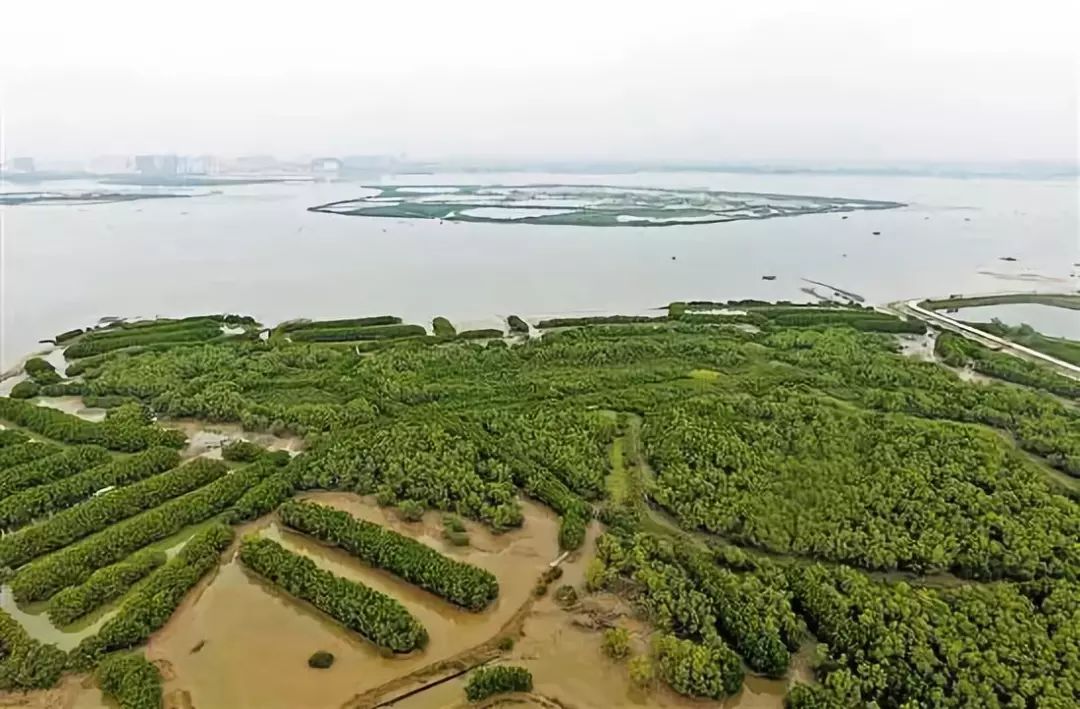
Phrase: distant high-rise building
[
  {"left": 311, "top": 157, "right": 343, "bottom": 176},
  {"left": 178, "top": 155, "right": 216, "bottom": 175},
  {"left": 10, "top": 157, "right": 35, "bottom": 172},
  {"left": 134, "top": 155, "right": 179, "bottom": 176}
]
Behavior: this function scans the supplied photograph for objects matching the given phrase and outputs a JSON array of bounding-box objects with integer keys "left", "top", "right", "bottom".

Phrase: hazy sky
[{"left": 2, "top": 0, "right": 1077, "bottom": 163}]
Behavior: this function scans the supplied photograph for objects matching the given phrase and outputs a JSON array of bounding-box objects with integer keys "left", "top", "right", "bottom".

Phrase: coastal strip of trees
[
  {"left": 279, "top": 500, "right": 499, "bottom": 611},
  {"left": 0, "top": 446, "right": 112, "bottom": 501},
  {"left": 288, "top": 324, "right": 427, "bottom": 342},
  {"left": 0, "top": 447, "right": 181, "bottom": 530},
  {"left": 48, "top": 549, "right": 166, "bottom": 626},
  {"left": 69, "top": 524, "right": 234, "bottom": 668},
  {"left": 10, "top": 460, "right": 270, "bottom": 601},
  {"left": 0, "top": 458, "right": 227, "bottom": 569},
  {"left": 65, "top": 324, "right": 225, "bottom": 358},
  {"left": 0, "top": 399, "right": 186, "bottom": 451},
  {"left": 238, "top": 537, "right": 428, "bottom": 652}
]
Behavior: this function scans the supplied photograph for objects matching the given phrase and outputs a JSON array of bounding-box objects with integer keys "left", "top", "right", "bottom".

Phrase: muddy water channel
[
  {"left": 146, "top": 494, "right": 560, "bottom": 709},
  {"left": 162, "top": 419, "right": 305, "bottom": 459},
  {"left": 392, "top": 523, "right": 803, "bottom": 709},
  {"left": 35, "top": 396, "right": 107, "bottom": 422},
  {"left": 0, "top": 519, "right": 221, "bottom": 657}
]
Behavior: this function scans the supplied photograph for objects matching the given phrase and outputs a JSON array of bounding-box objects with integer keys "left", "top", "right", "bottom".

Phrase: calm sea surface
[{"left": 2, "top": 171, "right": 1077, "bottom": 369}]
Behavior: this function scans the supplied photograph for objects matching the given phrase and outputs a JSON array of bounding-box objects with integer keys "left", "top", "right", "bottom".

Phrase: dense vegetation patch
[
  {"left": 0, "top": 399, "right": 185, "bottom": 451},
  {"left": 936, "top": 330, "right": 1080, "bottom": 398},
  {"left": 0, "top": 445, "right": 112, "bottom": 500},
  {"left": 0, "top": 457, "right": 226, "bottom": 570},
  {"left": 70, "top": 524, "right": 234, "bottom": 668},
  {"left": 967, "top": 319, "right": 1080, "bottom": 366},
  {"left": 432, "top": 317, "right": 456, "bottom": 337},
  {"left": 11, "top": 460, "right": 265, "bottom": 601},
  {"left": 96, "top": 652, "right": 162, "bottom": 709},
  {"left": 279, "top": 500, "right": 499, "bottom": 610},
  {"left": 49, "top": 549, "right": 166, "bottom": 626},
  {"left": 3, "top": 302, "right": 1078, "bottom": 703},
  {"left": 288, "top": 324, "right": 426, "bottom": 342},
  {"left": 0, "top": 609, "right": 66, "bottom": 690},
  {"left": 238, "top": 537, "right": 427, "bottom": 652},
  {"left": 465, "top": 665, "right": 533, "bottom": 701},
  {"left": 0, "top": 441, "right": 60, "bottom": 471},
  {"left": 0, "top": 447, "right": 180, "bottom": 530}
]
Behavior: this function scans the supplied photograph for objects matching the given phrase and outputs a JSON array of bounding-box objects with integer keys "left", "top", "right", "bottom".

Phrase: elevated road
[{"left": 895, "top": 298, "right": 1080, "bottom": 381}]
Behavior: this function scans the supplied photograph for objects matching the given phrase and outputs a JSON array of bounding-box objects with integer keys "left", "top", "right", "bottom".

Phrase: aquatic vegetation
[
  {"left": 0, "top": 445, "right": 111, "bottom": 500},
  {"left": 464, "top": 665, "right": 533, "bottom": 701},
  {"left": 238, "top": 537, "right": 427, "bottom": 653},
  {"left": 95, "top": 652, "right": 162, "bottom": 709},
  {"left": 0, "top": 609, "right": 67, "bottom": 689},
  {"left": 936, "top": 330, "right": 1080, "bottom": 398},
  {"left": 11, "top": 460, "right": 265, "bottom": 601},
  {"left": 220, "top": 439, "right": 264, "bottom": 462},
  {"left": 0, "top": 441, "right": 61, "bottom": 470},
  {"left": 279, "top": 500, "right": 499, "bottom": 611},
  {"left": 507, "top": 315, "right": 529, "bottom": 334},
  {"left": 0, "top": 446, "right": 180, "bottom": 530},
  {"left": 0, "top": 458, "right": 226, "bottom": 569},
  {"left": 0, "top": 399, "right": 186, "bottom": 451},
  {"left": 24, "top": 357, "right": 61, "bottom": 385},
  {"left": 49, "top": 549, "right": 166, "bottom": 626},
  {"left": 70, "top": 524, "right": 234, "bottom": 668},
  {"left": 432, "top": 316, "right": 456, "bottom": 337}
]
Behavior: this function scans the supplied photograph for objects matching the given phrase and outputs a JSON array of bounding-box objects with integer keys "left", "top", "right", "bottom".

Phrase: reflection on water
[{"left": 952, "top": 303, "right": 1080, "bottom": 340}]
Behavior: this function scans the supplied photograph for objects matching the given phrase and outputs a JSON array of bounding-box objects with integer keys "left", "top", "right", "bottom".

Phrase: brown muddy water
[
  {"left": 160, "top": 419, "right": 305, "bottom": 459},
  {"left": 390, "top": 522, "right": 807, "bottom": 709},
  {"left": 0, "top": 519, "right": 222, "bottom": 655},
  {"left": 35, "top": 397, "right": 108, "bottom": 423},
  {"left": 145, "top": 494, "right": 560, "bottom": 709}
]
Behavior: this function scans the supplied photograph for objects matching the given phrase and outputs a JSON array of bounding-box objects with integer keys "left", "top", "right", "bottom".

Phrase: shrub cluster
[
  {"left": 0, "top": 399, "right": 185, "bottom": 451},
  {"left": 10, "top": 460, "right": 264, "bottom": 601},
  {"left": 507, "top": 315, "right": 529, "bottom": 334},
  {"left": 221, "top": 439, "right": 263, "bottom": 462},
  {"left": 0, "top": 441, "right": 60, "bottom": 470},
  {"left": 457, "top": 329, "right": 503, "bottom": 340},
  {"left": 24, "top": 357, "right": 62, "bottom": 385},
  {"left": 70, "top": 524, "right": 233, "bottom": 668},
  {"left": 280, "top": 500, "right": 499, "bottom": 611},
  {"left": 0, "top": 610, "right": 66, "bottom": 690},
  {"left": 96, "top": 652, "right": 162, "bottom": 709},
  {"left": 65, "top": 323, "right": 223, "bottom": 358},
  {"left": 464, "top": 666, "right": 533, "bottom": 701},
  {"left": 0, "top": 445, "right": 111, "bottom": 500},
  {"left": 432, "top": 317, "right": 456, "bottom": 337},
  {"left": 279, "top": 315, "right": 401, "bottom": 332},
  {"left": 0, "top": 447, "right": 180, "bottom": 530},
  {"left": 0, "top": 458, "right": 226, "bottom": 569},
  {"left": 238, "top": 537, "right": 427, "bottom": 652},
  {"left": 289, "top": 324, "right": 426, "bottom": 342},
  {"left": 48, "top": 549, "right": 166, "bottom": 626}
]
